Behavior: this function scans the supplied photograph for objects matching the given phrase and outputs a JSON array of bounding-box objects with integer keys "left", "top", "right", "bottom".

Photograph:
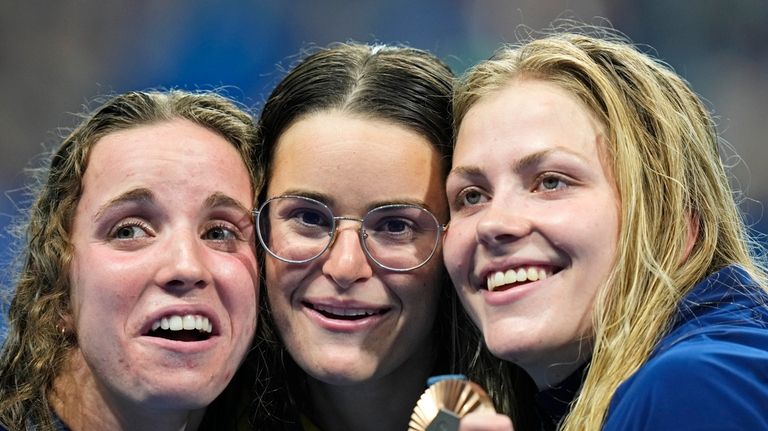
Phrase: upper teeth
[
  {"left": 313, "top": 304, "right": 377, "bottom": 317},
  {"left": 150, "top": 314, "right": 212, "bottom": 333},
  {"left": 486, "top": 267, "right": 552, "bottom": 291}
]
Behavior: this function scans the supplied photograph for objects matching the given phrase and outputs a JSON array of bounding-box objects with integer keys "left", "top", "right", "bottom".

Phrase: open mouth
[
  {"left": 146, "top": 314, "right": 213, "bottom": 342},
  {"left": 485, "top": 266, "right": 557, "bottom": 292},
  {"left": 303, "top": 301, "right": 389, "bottom": 321}
]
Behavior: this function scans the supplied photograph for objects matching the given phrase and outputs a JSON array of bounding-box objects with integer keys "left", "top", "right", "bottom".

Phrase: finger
[{"left": 459, "top": 412, "right": 514, "bottom": 431}]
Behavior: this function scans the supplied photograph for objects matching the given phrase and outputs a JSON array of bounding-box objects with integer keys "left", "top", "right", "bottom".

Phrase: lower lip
[
  {"left": 139, "top": 334, "right": 219, "bottom": 354},
  {"left": 303, "top": 305, "right": 388, "bottom": 333}
]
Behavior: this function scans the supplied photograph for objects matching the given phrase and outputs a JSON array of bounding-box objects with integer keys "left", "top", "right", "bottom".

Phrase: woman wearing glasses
[{"left": 247, "top": 43, "right": 535, "bottom": 431}]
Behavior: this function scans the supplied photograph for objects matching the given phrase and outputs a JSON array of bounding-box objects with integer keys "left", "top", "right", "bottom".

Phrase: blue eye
[
  {"left": 204, "top": 226, "right": 238, "bottom": 241},
  {"left": 457, "top": 188, "right": 488, "bottom": 207},
  {"left": 536, "top": 175, "right": 568, "bottom": 192},
  {"left": 465, "top": 191, "right": 482, "bottom": 205}
]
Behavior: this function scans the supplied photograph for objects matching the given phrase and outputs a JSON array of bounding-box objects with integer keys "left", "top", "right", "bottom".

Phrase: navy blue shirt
[{"left": 603, "top": 266, "right": 768, "bottom": 430}]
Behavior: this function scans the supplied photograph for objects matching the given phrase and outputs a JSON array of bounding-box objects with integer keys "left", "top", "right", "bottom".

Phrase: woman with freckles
[
  {"left": 0, "top": 91, "right": 261, "bottom": 430},
  {"left": 246, "top": 43, "right": 537, "bottom": 431},
  {"left": 445, "top": 31, "right": 768, "bottom": 430}
]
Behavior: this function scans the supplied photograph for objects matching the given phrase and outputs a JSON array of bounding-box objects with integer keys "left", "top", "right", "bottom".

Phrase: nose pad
[
  {"left": 321, "top": 227, "right": 373, "bottom": 289},
  {"left": 475, "top": 203, "right": 532, "bottom": 248}
]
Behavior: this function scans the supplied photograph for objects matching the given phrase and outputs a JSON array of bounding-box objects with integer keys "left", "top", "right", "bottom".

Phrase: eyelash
[
  {"left": 108, "top": 219, "right": 245, "bottom": 244},
  {"left": 203, "top": 222, "right": 245, "bottom": 242},
  {"left": 451, "top": 172, "right": 573, "bottom": 210},
  {"left": 532, "top": 172, "right": 571, "bottom": 193},
  {"left": 453, "top": 187, "right": 488, "bottom": 210},
  {"left": 109, "top": 219, "right": 153, "bottom": 240}
]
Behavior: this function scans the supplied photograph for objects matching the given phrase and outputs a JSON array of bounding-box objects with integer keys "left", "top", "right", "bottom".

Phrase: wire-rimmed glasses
[{"left": 253, "top": 195, "right": 446, "bottom": 272}]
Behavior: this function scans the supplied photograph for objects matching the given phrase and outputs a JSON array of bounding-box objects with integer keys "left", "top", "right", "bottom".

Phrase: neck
[
  {"left": 305, "top": 342, "right": 436, "bottom": 431},
  {"left": 50, "top": 350, "right": 205, "bottom": 431},
  {"left": 525, "top": 358, "right": 589, "bottom": 391}
]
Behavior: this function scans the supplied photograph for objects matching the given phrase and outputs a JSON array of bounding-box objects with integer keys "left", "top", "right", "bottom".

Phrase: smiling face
[
  {"left": 67, "top": 119, "right": 258, "bottom": 412},
  {"left": 265, "top": 111, "right": 446, "bottom": 385},
  {"left": 444, "top": 79, "right": 620, "bottom": 388}
]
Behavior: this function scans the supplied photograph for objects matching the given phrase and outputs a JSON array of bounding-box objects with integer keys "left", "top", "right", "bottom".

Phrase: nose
[
  {"left": 322, "top": 224, "right": 373, "bottom": 289},
  {"left": 155, "top": 230, "right": 212, "bottom": 292},
  {"left": 475, "top": 199, "right": 533, "bottom": 248}
]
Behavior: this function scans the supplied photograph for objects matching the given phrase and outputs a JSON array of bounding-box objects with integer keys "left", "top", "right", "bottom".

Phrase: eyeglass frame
[{"left": 251, "top": 194, "right": 448, "bottom": 272}]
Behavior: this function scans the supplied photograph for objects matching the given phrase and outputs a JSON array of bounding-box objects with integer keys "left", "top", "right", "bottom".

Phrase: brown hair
[{"left": 0, "top": 90, "right": 260, "bottom": 430}]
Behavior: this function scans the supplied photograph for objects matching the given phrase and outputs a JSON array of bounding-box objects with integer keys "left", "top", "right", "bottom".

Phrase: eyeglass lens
[{"left": 256, "top": 196, "right": 440, "bottom": 270}]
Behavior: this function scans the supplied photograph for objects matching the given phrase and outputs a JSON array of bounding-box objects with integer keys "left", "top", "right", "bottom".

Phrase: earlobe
[{"left": 57, "top": 307, "right": 76, "bottom": 339}]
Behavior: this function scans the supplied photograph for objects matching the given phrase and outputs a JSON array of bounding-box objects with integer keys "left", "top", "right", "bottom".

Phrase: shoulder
[{"left": 603, "top": 330, "right": 768, "bottom": 430}]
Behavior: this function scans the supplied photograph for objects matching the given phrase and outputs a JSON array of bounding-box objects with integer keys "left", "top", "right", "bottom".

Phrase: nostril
[
  {"left": 163, "top": 279, "right": 207, "bottom": 290},
  {"left": 165, "top": 279, "right": 185, "bottom": 289}
]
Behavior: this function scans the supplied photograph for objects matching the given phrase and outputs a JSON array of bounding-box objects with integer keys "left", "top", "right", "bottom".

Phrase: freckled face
[
  {"left": 265, "top": 111, "right": 447, "bottom": 385},
  {"left": 68, "top": 119, "right": 259, "bottom": 410},
  {"left": 444, "top": 80, "right": 620, "bottom": 388}
]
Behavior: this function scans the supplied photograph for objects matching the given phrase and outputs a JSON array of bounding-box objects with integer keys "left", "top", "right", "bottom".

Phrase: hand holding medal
[{"left": 409, "top": 375, "right": 501, "bottom": 431}]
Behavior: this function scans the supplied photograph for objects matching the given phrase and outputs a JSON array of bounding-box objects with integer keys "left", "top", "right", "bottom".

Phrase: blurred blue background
[{"left": 2, "top": 1, "right": 767, "bottom": 341}]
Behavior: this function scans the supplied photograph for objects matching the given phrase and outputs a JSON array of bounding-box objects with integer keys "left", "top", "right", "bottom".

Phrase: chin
[
  {"left": 134, "top": 385, "right": 221, "bottom": 410},
  {"left": 307, "top": 359, "right": 378, "bottom": 386},
  {"left": 131, "top": 372, "right": 228, "bottom": 409},
  {"left": 484, "top": 330, "right": 532, "bottom": 364}
]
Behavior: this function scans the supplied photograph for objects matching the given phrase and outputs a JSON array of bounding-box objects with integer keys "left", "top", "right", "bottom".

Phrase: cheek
[
  {"left": 442, "top": 223, "right": 473, "bottom": 281},
  {"left": 396, "top": 262, "right": 444, "bottom": 316},
  {"left": 265, "top": 257, "right": 295, "bottom": 290},
  {"left": 70, "top": 251, "right": 136, "bottom": 323},
  {"left": 216, "top": 260, "right": 260, "bottom": 322}
]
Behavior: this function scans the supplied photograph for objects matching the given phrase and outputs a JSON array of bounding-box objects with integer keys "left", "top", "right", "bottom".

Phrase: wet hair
[
  {"left": 454, "top": 28, "right": 767, "bottom": 430},
  {"left": 0, "top": 90, "right": 260, "bottom": 430},
  {"left": 249, "top": 42, "right": 537, "bottom": 429}
]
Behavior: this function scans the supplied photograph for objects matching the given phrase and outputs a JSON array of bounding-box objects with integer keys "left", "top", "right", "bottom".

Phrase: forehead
[
  {"left": 268, "top": 111, "right": 445, "bottom": 214},
  {"left": 455, "top": 79, "right": 608, "bottom": 164},
  {"left": 79, "top": 119, "right": 252, "bottom": 206}
]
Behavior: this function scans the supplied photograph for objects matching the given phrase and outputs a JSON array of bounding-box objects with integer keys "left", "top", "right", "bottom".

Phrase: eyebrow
[
  {"left": 511, "top": 149, "right": 555, "bottom": 174},
  {"left": 365, "top": 198, "right": 432, "bottom": 213},
  {"left": 450, "top": 148, "right": 588, "bottom": 179},
  {"left": 274, "top": 188, "right": 337, "bottom": 208},
  {"left": 94, "top": 189, "right": 251, "bottom": 223},
  {"left": 94, "top": 188, "right": 155, "bottom": 222},
  {"left": 203, "top": 192, "right": 252, "bottom": 217},
  {"left": 448, "top": 165, "right": 484, "bottom": 180},
  {"left": 271, "top": 189, "right": 433, "bottom": 213}
]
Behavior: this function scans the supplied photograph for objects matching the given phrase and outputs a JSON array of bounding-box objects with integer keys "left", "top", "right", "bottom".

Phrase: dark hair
[
  {"left": 257, "top": 43, "right": 454, "bottom": 180},
  {"left": 248, "top": 42, "right": 536, "bottom": 430},
  {"left": 0, "top": 90, "right": 260, "bottom": 430}
]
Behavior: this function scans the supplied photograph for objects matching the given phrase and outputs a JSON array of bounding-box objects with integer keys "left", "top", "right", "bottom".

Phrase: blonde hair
[
  {"left": 454, "top": 29, "right": 767, "bottom": 430},
  {"left": 0, "top": 90, "right": 259, "bottom": 430}
]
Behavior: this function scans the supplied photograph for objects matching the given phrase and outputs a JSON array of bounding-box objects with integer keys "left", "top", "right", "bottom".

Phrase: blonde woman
[{"left": 444, "top": 31, "right": 768, "bottom": 430}]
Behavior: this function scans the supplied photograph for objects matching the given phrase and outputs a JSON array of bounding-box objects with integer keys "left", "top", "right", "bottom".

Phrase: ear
[
  {"left": 683, "top": 213, "right": 700, "bottom": 260},
  {"left": 57, "top": 307, "right": 76, "bottom": 338}
]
